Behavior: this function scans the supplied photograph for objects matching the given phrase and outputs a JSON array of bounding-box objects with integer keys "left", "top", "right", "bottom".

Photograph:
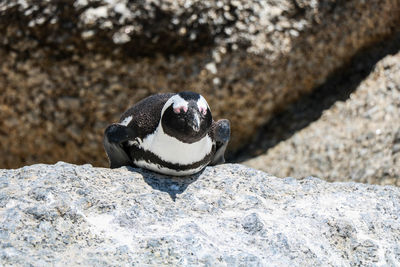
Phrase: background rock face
[
  {"left": 244, "top": 36, "right": 400, "bottom": 186},
  {"left": 1, "top": 162, "right": 400, "bottom": 266},
  {"left": 1, "top": 0, "right": 399, "bottom": 168}
]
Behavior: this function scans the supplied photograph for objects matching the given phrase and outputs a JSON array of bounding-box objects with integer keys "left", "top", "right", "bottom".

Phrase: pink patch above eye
[
  {"left": 199, "top": 107, "right": 207, "bottom": 115},
  {"left": 174, "top": 106, "right": 187, "bottom": 113}
]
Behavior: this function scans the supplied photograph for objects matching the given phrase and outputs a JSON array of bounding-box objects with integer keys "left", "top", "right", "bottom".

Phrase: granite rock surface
[
  {"left": 1, "top": 0, "right": 399, "bottom": 168},
  {"left": 244, "top": 35, "right": 400, "bottom": 186},
  {"left": 1, "top": 162, "right": 400, "bottom": 266}
]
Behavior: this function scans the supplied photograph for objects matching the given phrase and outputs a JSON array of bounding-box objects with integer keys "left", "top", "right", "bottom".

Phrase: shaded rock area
[
  {"left": 1, "top": 0, "right": 400, "bottom": 168},
  {"left": 243, "top": 33, "right": 400, "bottom": 186},
  {"left": 1, "top": 162, "right": 400, "bottom": 266}
]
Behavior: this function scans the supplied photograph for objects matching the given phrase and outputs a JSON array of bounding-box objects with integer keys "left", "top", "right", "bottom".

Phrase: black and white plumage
[{"left": 104, "top": 92, "right": 230, "bottom": 176}]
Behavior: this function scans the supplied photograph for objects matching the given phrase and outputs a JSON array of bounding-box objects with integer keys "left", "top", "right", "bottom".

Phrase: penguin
[{"left": 103, "top": 91, "right": 230, "bottom": 176}]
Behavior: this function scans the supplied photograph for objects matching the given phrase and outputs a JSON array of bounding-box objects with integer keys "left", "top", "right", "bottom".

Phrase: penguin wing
[
  {"left": 104, "top": 93, "right": 174, "bottom": 168},
  {"left": 119, "top": 93, "right": 175, "bottom": 138},
  {"left": 210, "top": 119, "right": 231, "bottom": 166},
  {"left": 104, "top": 123, "right": 135, "bottom": 168}
]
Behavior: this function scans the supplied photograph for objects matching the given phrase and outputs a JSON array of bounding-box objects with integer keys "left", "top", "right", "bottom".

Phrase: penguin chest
[{"left": 130, "top": 128, "right": 214, "bottom": 175}]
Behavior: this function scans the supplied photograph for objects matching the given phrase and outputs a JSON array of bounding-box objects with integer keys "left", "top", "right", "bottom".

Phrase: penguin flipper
[
  {"left": 210, "top": 119, "right": 231, "bottom": 166},
  {"left": 104, "top": 124, "right": 135, "bottom": 168}
]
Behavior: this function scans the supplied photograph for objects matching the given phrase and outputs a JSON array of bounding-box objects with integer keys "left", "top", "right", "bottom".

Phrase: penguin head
[{"left": 161, "top": 92, "right": 212, "bottom": 143}]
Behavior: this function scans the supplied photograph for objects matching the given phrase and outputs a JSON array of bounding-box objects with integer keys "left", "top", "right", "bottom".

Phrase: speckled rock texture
[
  {"left": 244, "top": 37, "right": 400, "bottom": 186},
  {"left": 1, "top": 162, "right": 400, "bottom": 266},
  {"left": 1, "top": 0, "right": 399, "bottom": 168}
]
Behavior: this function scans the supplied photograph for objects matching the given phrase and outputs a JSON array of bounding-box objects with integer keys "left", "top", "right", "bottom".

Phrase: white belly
[
  {"left": 139, "top": 125, "right": 213, "bottom": 165},
  {"left": 131, "top": 124, "right": 213, "bottom": 176}
]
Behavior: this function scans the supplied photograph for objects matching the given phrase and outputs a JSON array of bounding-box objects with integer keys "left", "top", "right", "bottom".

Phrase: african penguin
[{"left": 104, "top": 92, "right": 230, "bottom": 176}]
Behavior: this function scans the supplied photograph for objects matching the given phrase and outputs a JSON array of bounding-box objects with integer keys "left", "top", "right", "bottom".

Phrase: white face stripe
[
  {"left": 161, "top": 94, "right": 188, "bottom": 115},
  {"left": 161, "top": 94, "right": 210, "bottom": 116},
  {"left": 172, "top": 95, "right": 189, "bottom": 109},
  {"left": 197, "top": 95, "right": 210, "bottom": 111}
]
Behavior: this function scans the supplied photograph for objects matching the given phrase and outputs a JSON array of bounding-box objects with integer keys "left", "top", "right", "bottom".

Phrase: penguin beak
[
  {"left": 188, "top": 109, "right": 201, "bottom": 132},
  {"left": 190, "top": 113, "right": 200, "bottom": 132}
]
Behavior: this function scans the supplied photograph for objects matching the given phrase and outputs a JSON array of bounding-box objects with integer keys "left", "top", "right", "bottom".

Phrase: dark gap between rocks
[{"left": 230, "top": 31, "right": 400, "bottom": 163}]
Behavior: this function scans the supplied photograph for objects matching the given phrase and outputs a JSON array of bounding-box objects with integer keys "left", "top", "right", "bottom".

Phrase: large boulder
[
  {"left": 1, "top": 162, "right": 400, "bottom": 265},
  {"left": 244, "top": 35, "right": 400, "bottom": 186},
  {"left": 1, "top": 0, "right": 399, "bottom": 168}
]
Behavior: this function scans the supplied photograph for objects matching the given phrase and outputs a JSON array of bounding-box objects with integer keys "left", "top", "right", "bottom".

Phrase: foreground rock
[
  {"left": 1, "top": 162, "right": 400, "bottom": 266},
  {"left": 1, "top": 0, "right": 400, "bottom": 168},
  {"left": 245, "top": 36, "right": 400, "bottom": 186}
]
